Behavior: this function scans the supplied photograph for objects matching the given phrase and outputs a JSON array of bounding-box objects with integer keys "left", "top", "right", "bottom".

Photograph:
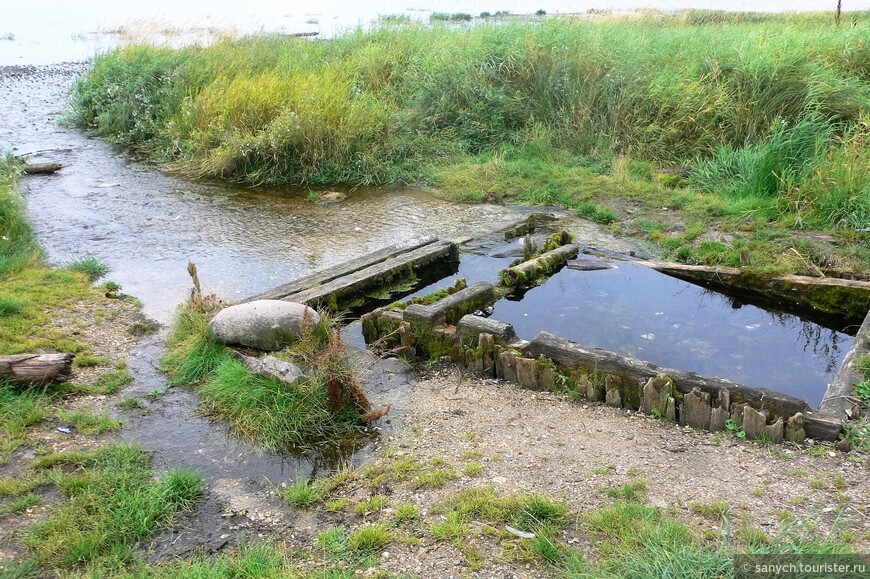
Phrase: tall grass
[
  {"left": 0, "top": 153, "right": 42, "bottom": 277},
  {"left": 72, "top": 12, "right": 870, "bottom": 230}
]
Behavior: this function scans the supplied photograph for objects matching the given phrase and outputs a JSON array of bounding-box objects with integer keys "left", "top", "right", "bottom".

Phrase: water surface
[{"left": 490, "top": 261, "right": 851, "bottom": 406}]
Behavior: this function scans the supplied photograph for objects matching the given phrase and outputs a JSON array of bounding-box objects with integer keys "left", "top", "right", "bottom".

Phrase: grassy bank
[
  {"left": 1, "top": 154, "right": 203, "bottom": 576},
  {"left": 71, "top": 11, "right": 870, "bottom": 275}
]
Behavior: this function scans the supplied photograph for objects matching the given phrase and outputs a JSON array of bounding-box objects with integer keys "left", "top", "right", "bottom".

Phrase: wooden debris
[{"left": 0, "top": 353, "right": 74, "bottom": 385}]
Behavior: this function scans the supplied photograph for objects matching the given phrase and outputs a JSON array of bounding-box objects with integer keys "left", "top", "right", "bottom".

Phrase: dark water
[{"left": 490, "top": 261, "right": 852, "bottom": 406}]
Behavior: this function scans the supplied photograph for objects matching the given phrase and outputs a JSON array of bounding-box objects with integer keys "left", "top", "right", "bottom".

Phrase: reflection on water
[{"left": 490, "top": 261, "right": 852, "bottom": 406}]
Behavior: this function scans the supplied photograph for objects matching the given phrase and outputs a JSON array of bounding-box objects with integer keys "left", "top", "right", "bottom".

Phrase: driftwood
[
  {"left": 0, "top": 353, "right": 74, "bottom": 385},
  {"left": 24, "top": 162, "right": 63, "bottom": 175}
]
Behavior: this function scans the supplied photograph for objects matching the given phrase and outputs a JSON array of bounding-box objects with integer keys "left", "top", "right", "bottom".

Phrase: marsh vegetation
[{"left": 71, "top": 10, "right": 870, "bottom": 275}]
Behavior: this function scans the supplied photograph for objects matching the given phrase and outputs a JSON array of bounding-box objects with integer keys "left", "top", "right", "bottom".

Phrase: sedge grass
[{"left": 163, "top": 300, "right": 368, "bottom": 452}]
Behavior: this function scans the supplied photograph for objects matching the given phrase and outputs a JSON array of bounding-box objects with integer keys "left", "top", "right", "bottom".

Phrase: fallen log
[
  {"left": 0, "top": 353, "right": 74, "bottom": 385},
  {"left": 24, "top": 162, "right": 63, "bottom": 175},
  {"left": 501, "top": 244, "right": 579, "bottom": 287}
]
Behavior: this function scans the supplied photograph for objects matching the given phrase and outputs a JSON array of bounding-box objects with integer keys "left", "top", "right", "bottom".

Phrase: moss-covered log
[{"left": 500, "top": 244, "right": 579, "bottom": 288}]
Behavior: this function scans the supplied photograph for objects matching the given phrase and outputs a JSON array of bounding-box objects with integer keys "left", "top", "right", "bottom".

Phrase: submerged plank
[
  {"left": 244, "top": 237, "right": 438, "bottom": 302},
  {"left": 285, "top": 240, "right": 458, "bottom": 307}
]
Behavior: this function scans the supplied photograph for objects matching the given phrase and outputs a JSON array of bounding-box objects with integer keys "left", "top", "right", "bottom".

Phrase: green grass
[
  {"left": 0, "top": 153, "right": 41, "bottom": 277},
  {"left": 56, "top": 409, "right": 122, "bottom": 435},
  {"left": 163, "top": 300, "right": 368, "bottom": 452},
  {"left": 25, "top": 444, "right": 203, "bottom": 569},
  {"left": 282, "top": 477, "right": 327, "bottom": 507},
  {"left": 346, "top": 523, "right": 392, "bottom": 554},
  {"left": 65, "top": 257, "right": 110, "bottom": 282},
  {"left": 68, "top": 13, "right": 870, "bottom": 277},
  {"left": 0, "top": 492, "right": 43, "bottom": 517},
  {"left": 0, "top": 382, "right": 50, "bottom": 464}
]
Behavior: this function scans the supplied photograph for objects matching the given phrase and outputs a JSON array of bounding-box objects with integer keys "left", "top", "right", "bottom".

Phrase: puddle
[{"left": 489, "top": 260, "right": 852, "bottom": 406}]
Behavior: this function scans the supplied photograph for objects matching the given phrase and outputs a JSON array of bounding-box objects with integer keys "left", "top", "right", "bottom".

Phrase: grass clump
[
  {"left": 346, "top": 523, "right": 392, "bottom": 554},
  {"left": 25, "top": 444, "right": 203, "bottom": 569},
  {"left": 65, "top": 257, "right": 110, "bottom": 282},
  {"left": 282, "top": 477, "right": 327, "bottom": 507},
  {"left": 56, "top": 409, "right": 122, "bottom": 435},
  {"left": 163, "top": 298, "right": 374, "bottom": 452}
]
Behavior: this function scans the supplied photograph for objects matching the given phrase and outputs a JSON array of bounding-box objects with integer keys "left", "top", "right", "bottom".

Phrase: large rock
[{"left": 209, "top": 300, "right": 321, "bottom": 351}]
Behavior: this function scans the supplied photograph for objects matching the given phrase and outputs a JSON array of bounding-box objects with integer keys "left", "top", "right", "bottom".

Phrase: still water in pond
[{"left": 490, "top": 261, "right": 852, "bottom": 406}]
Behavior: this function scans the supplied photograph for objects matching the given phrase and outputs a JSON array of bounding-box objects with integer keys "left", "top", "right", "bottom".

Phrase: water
[
  {"left": 2, "top": 0, "right": 865, "bottom": 66},
  {"left": 490, "top": 260, "right": 852, "bottom": 406}
]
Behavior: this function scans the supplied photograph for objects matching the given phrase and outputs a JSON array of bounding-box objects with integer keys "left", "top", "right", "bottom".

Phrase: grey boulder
[{"left": 209, "top": 300, "right": 321, "bottom": 351}]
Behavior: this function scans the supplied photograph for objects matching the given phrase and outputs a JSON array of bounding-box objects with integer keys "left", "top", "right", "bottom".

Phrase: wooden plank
[
  {"left": 244, "top": 238, "right": 438, "bottom": 302},
  {"left": 287, "top": 240, "right": 457, "bottom": 306},
  {"left": 634, "top": 261, "right": 870, "bottom": 321},
  {"left": 523, "top": 331, "right": 812, "bottom": 419},
  {"left": 501, "top": 244, "right": 579, "bottom": 287}
]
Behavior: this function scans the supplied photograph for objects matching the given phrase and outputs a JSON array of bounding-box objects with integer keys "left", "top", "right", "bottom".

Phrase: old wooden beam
[
  {"left": 244, "top": 238, "right": 440, "bottom": 303},
  {"left": 0, "top": 353, "right": 74, "bottom": 385},
  {"left": 285, "top": 240, "right": 458, "bottom": 308},
  {"left": 634, "top": 260, "right": 870, "bottom": 322},
  {"left": 501, "top": 244, "right": 579, "bottom": 287}
]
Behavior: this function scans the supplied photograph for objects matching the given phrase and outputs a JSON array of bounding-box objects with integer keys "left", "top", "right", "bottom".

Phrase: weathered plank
[
  {"left": 501, "top": 244, "right": 579, "bottom": 287},
  {"left": 244, "top": 238, "right": 439, "bottom": 302},
  {"left": 402, "top": 283, "right": 498, "bottom": 327},
  {"left": 634, "top": 261, "right": 870, "bottom": 322},
  {"left": 285, "top": 240, "right": 458, "bottom": 307},
  {"left": 0, "top": 353, "right": 74, "bottom": 385},
  {"left": 523, "top": 331, "right": 812, "bottom": 419}
]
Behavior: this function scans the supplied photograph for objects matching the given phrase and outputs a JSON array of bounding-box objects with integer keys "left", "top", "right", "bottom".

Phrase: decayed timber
[
  {"left": 24, "top": 162, "right": 63, "bottom": 175},
  {"left": 278, "top": 240, "right": 458, "bottom": 308},
  {"left": 635, "top": 261, "right": 870, "bottom": 321},
  {"left": 501, "top": 244, "right": 579, "bottom": 287},
  {"left": 523, "top": 331, "right": 812, "bottom": 419},
  {"left": 244, "top": 238, "right": 439, "bottom": 302},
  {"left": 0, "top": 353, "right": 74, "bottom": 385},
  {"left": 819, "top": 308, "right": 870, "bottom": 419}
]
